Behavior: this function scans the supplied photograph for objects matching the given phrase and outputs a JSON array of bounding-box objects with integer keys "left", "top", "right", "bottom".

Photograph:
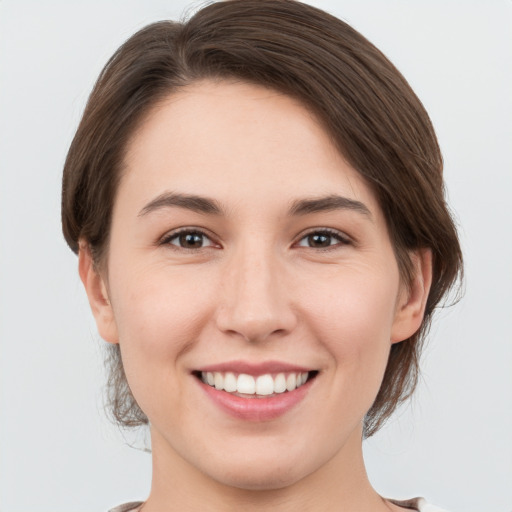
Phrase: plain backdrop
[{"left": 0, "top": 1, "right": 511, "bottom": 511}]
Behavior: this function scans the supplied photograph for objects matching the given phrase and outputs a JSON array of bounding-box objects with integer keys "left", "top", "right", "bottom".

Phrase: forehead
[{"left": 119, "top": 80, "right": 380, "bottom": 217}]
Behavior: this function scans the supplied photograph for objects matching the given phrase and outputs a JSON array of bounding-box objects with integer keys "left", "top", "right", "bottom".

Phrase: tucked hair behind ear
[{"left": 62, "top": 0, "right": 462, "bottom": 437}]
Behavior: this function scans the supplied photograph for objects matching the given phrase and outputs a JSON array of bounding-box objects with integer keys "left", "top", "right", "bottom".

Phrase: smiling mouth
[{"left": 194, "top": 370, "right": 318, "bottom": 398}]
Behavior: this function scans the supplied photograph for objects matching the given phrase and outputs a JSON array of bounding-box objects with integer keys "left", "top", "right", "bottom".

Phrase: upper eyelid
[
  {"left": 158, "top": 226, "right": 352, "bottom": 247},
  {"left": 295, "top": 227, "right": 351, "bottom": 243},
  {"left": 159, "top": 226, "right": 218, "bottom": 246}
]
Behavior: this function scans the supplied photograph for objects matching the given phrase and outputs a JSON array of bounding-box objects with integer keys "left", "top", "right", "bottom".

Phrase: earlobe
[
  {"left": 391, "top": 249, "right": 433, "bottom": 344},
  {"left": 78, "top": 241, "right": 119, "bottom": 344}
]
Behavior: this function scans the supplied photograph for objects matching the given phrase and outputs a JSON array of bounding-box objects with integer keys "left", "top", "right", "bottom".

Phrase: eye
[
  {"left": 162, "top": 229, "right": 215, "bottom": 249},
  {"left": 296, "top": 229, "right": 349, "bottom": 249}
]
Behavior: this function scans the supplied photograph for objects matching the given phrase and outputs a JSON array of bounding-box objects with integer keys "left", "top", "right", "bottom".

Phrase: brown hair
[{"left": 62, "top": 0, "right": 463, "bottom": 437}]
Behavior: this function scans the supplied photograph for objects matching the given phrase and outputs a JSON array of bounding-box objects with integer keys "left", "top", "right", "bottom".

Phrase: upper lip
[{"left": 195, "top": 360, "right": 313, "bottom": 376}]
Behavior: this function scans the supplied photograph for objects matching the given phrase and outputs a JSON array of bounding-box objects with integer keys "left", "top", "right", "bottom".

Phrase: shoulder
[
  {"left": 390, "top": 497, "right": 451, "bottom": 512},
  {"left": 108, "top": 502, "right": 144, "bottom": 512},
  {"left": 107, "top": 498, "right": 450, "bottom": 512}
]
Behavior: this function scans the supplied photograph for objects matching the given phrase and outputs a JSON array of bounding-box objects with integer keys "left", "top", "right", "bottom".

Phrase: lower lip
[{"left": 197, "top": 378, "right": 313, "bottom": 421}]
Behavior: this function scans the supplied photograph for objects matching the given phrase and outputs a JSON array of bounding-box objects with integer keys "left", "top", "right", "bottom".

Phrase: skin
[{"left": 80, "top": 81, "right": 432, "bottom": 512}]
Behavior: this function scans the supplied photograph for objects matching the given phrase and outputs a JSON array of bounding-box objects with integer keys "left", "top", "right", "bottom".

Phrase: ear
[
  {"left": 78, "top": 241, "right": 119, "bottom": 344},
  {"left": 391, "top": 249, "right": 433, "bottom": 344}
]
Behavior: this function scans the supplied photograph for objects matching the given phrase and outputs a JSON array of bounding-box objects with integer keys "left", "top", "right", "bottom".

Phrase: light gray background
[{"left": 1, "top": 1, "right": 511, "bottom": 511}]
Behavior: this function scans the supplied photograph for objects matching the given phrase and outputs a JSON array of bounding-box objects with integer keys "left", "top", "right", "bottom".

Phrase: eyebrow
[
  {"left": 138, "top": 191, "right": 372, "bottom": 220},
  {"left": 289, "top": 195, "right": 372, "bottom": 219},
  {"left": 138, "top": 192, "right": 223, "bottom": 217}
]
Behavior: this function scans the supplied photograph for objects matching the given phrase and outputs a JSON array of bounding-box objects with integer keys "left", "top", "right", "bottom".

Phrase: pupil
[
  {"left": 310, "top": 234, "right": 330, "bottom": 247},
  {"left": 181, "top": 233, "right": 202, "bottom": 248}
]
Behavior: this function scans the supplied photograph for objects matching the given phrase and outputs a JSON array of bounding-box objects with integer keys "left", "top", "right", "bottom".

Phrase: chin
[
  {"left": 216, "top": 466, "right": 303, "bottom": 492},
  {"left": 200, "top": 450, "right": 314, "bottom": 492}
]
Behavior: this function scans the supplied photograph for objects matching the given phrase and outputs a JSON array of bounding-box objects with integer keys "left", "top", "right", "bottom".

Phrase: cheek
[
  {"left": 300, "top": 265, "right": 399, "bottom": 385},
  {"left": 107, "top": 266, "right": 223, "bottom": 428},
  {"left": 303, "top": 266, "right": 399, "bottom": 341},
  {"left": 112, "top": 261, "right": 209, "bottom": 333},
  {"left": 108, "top": 265, "right": 216, "bottom": 383}
]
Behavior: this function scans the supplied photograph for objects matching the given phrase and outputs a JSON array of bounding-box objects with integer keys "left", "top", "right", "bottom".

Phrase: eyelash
[
  {"left": 160, "top": 228, "right": 218, "bottom": 250},
  {"left": 295, "top": 228, "right": 351, "bottom": 250},
  {"left": 159, "top": 227, "right": 351, "bottom": 251}
]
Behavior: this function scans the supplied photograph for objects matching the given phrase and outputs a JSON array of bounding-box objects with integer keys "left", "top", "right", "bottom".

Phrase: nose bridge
[{"left": 216, "top": 240, "right": 295, "bottom": 342}]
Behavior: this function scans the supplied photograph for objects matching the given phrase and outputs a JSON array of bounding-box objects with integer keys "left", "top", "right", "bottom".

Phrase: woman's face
[{"left": 83, "top": 81, "right": 427, "bottom": 491}]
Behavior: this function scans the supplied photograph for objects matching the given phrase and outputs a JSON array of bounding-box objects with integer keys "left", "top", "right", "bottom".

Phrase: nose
[{"left": 215, "top": 245, "right": 298, "bottom": 343}]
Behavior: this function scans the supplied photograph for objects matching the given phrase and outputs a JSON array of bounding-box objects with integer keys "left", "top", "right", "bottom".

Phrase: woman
[{"left": 61, "top": 1, "right": 462, "bottom": 510}]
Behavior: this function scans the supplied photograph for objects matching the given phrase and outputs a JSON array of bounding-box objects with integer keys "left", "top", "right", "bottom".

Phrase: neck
[{"left": 143, "top": 426, "right": 393, "bottom": 512}]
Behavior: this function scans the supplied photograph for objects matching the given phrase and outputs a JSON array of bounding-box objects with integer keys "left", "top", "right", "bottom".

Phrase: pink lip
[
  {"left": 199, "top": 381, "right": 312, "bottom": 421},
  {"left": 196, "top": 360, "right": 311, "bottom": 376},
  {"left": 194, "top": 361, "right": 316, "bottom": 422}
]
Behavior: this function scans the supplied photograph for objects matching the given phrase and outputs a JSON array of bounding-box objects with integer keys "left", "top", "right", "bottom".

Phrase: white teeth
[
  {"left": 200, "top": 370, "right": 311, "bottom": 395},
  {"left": 237, "top": 374, "right": 256, "bottom": 394},
  {"left": 224, "top": 372, "right": 237, "bottom": 392},
  {"left": 255, "top": 374, "right": 274, "bottom": 395},
  {"left": 274, "top": 373, "right": 287, "bottom": 393},
  {"left": 286, "top": 373, "right": 296, "bottom": 391},
  {"left": 214, "top": 372, "right": 224, "bottom": 390}
]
